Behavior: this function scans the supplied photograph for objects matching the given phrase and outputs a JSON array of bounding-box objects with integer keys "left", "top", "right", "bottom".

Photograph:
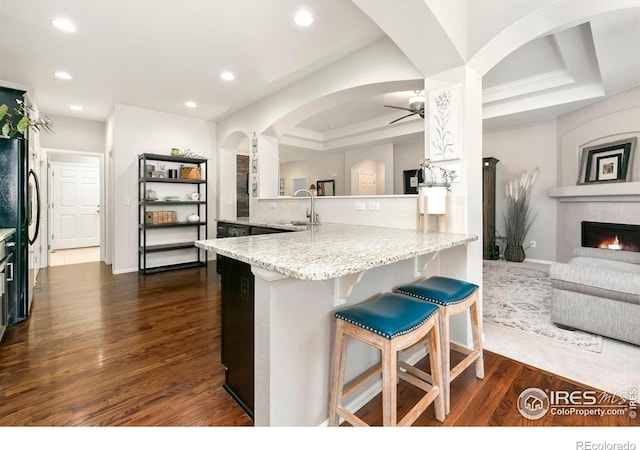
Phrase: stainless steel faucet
[{"left": 294, "top": 189, "right": 319, "bottom": 224}]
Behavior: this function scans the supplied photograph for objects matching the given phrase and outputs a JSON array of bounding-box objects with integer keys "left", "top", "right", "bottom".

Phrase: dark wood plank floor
[
  {"left": 0, "top": 262, "right": 251, "bottom": 426},
  {"left": 0, "top": 262, "right": 635, "bottom": 427}
]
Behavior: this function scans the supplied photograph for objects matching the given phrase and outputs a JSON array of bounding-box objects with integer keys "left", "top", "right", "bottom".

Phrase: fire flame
[{"left": 598, "top": 236, "right": 622, "bottom": 250}]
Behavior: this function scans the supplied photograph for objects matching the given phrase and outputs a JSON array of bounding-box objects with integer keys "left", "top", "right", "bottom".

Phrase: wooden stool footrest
[
  {"left": 343, "top": 363, "right": 381, "bottom": 399},
  {"left": 450, "top": 342, "right": 473, "bottom": 355},
  {"left": 397, "top": 387, "right": 442, "bottom": 426},
  {"left": 398, "top": 360, "right": 434, "bottom": 386},
  {"left": 337, "top": 406, "right": 369, "bottom": 427},
  {"left": 450, "top": 350, "right": 482, "bottom": 381}
]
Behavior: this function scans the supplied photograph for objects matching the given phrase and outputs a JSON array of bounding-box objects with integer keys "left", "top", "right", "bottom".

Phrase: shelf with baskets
[{"left": 138, "top": 153, "right": 208, "bottom": 274}]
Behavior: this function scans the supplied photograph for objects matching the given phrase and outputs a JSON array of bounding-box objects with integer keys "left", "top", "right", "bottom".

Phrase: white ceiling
[
  {"left": 0, "top": 0, "right": 384, "bottom": 121},
  {"left": 1, "top": 0, "right": 639, "bottom": 142}
]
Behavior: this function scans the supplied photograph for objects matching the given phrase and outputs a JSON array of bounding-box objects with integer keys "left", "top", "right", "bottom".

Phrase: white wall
[
  {"left": 344, "top": 143, "right": 394, "bottom": 195},
  {"left": 483, "top": 117, "right": 558, "bottom": 262},
  {"left": 215, "top": 37, "right": 423, "bottom": 220},
  {"left": 393, "top": 138, "right": 424, "bottom": 194},
  {"left": 111, "top": 104, "right": 216, "bottom": 274},
  {"left": 554, "top": 86, "right": 640, "bottom": 261},
  {"left": 218, "top": 131, "right": 250, "bottom": 221},
  {"left": 280, "top": 152, "right": 345, "bottom": 197},
  {"left": 37, "top": 113, "right": 105, "bottom": 269},
  {"left": 557, "top": 85, "right": 640, "bottom": 186},
  {"left": 278, "top": 137, "right": 424, "bottom": 198},
  {"left": 39, "top": 114, "right": 105, "bottom": 154}
]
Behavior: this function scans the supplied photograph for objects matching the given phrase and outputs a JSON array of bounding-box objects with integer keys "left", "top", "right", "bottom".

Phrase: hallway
[{"left": 49, "top": 246, "right": 100, "bottom": 266}]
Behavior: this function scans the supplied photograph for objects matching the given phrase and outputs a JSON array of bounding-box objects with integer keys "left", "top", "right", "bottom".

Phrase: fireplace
[{"left": 581, "top": 221, "right": 640, "bottom": 252}]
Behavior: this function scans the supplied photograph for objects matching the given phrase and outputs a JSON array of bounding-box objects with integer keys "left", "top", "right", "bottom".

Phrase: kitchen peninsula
[{"left": 196, "top": 222, "right": 477, "bottom": 426}]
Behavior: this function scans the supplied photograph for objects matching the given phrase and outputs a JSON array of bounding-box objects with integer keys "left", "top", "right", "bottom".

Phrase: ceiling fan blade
[
  {"left": 384, "top": 105, "right": 414, "bottom": 112},
  {"left": 388, "top": 112, "right": 417, "bottom": 124}
]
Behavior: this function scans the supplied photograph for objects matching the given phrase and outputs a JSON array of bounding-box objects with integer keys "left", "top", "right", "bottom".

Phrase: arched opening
[{"left": 219, "top": 130, "right": 250, "bottom": 219}]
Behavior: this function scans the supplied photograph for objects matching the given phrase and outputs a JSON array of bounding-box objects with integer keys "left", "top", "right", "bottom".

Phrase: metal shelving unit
[{"left": 138, "top": 153, "right": 208, "bottom": 274}]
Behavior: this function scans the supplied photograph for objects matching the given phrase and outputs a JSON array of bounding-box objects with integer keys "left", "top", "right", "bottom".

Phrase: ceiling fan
[{"left": 384, "top": 91, "right": 425, "bottom": 124}]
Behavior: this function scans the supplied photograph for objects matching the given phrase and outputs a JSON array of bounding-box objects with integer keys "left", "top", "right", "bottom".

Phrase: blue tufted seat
[
  {"left": 395, "top": 276, "right": 484, "bottom": 415},
  {"left": 329, "top": 292, "right": 445, "bottom": 427}
]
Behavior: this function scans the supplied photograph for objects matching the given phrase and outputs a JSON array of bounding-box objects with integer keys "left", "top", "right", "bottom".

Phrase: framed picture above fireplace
[{"left": 578, "top": 137, "right": 636, "bottom": 185}]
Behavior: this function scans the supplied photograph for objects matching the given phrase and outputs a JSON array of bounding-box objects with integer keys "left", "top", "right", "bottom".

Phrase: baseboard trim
[
  {"left": 523, "top": 258, "right": 555, "bottom": 265},
  {"left": 112, "top": 267, "right": 138, "bottom": 275}
]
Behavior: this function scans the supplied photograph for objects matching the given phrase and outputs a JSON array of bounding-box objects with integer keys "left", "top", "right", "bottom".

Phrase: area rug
[{"left": 483, "top": 260, "right": 604, "bottom": 353}]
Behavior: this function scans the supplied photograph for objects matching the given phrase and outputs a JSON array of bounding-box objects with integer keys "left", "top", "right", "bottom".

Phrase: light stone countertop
[
  {"left": 196, "top": 222, "right": 477, "bottom": 281},
  {"left": 0, "top": 228, "right": 16, "bottom": 242}
]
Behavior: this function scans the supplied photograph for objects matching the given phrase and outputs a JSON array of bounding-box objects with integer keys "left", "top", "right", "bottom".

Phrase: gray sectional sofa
[{"left": 550, "top": 247, "right": 640, "bottom": 345}]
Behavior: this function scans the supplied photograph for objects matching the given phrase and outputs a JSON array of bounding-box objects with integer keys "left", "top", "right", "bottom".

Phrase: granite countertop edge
[
  {"left": 198, "top": 236, "right": 475, "bottom": 281},
  {"left": 196, "top": 223, "right": 477, "bottom": 281}
]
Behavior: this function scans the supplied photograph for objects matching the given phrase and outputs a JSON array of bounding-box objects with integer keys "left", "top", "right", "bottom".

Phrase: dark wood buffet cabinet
[{"left": 483, "top": 157, "right": 499, "bottom": 260}]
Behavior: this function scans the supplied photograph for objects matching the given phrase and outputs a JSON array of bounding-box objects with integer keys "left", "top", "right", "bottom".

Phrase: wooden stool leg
[
  {"left": 329, "top": 321, "right": 348, "bottom": 426},
  {"left": 439, "top": 311, "right": 452, "bottom": 415},
  {"left": 470, "top": 294, "right": 485, "bottom": 379},
  {"left": 381, "top": 341, "right": 398, "bottom": 426},
  {"left": 427, "top": 320, "right": 445, "bottom": 422}
]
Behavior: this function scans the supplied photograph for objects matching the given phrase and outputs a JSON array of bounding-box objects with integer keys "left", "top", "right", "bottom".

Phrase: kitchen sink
[{"left": 277, "top": 220, "right": 311, "bottom": 226}]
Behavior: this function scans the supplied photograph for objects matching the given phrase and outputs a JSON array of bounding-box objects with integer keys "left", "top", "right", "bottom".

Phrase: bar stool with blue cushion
[
  {"left": 395, "top": 276, "right": 484, "bottom": 415},
  {"left": 329, "top": 292, "right": 445, "bottom": 427}
]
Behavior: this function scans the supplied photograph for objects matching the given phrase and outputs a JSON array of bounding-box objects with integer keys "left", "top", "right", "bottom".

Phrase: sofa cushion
[
  {"left": 568, "top": 256, "right": 640, "bottom": 275},
  {"left": 550, "top": 262, "right": 640, "bottom": 306}
]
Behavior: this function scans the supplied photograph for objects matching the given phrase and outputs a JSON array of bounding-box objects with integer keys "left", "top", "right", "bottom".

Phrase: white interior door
[
  {"left": 52, "top": 162, "right": 100, "bottom": 250},
  {"left": 358, "top": 173, "right": 377, "bottom": 195}
]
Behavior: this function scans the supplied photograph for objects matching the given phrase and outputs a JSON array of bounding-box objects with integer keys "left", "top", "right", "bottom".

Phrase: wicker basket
[
  {"left": 145, "top": 211, "right": 177, "bottom": 225},
  {"left": 180, "top": 165, "right": 201, "bottom": 180}
]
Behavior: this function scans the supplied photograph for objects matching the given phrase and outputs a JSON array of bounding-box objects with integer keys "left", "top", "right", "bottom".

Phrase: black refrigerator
[{"left": 0, "top": 136, "right": 40, "bottom": 325}]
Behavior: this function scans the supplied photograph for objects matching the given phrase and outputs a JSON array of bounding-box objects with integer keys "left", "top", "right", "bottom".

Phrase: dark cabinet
[
  {"left": 483, "top": 157, "right": 499, "bottom": 260},
  {"left": 217, "top": 223, "right": 292, "bottom": 418},
  {"left": 0, "top": 251, "right": 12, "bottom": 342},
  {"left": 220, "top": 255, "right": 255, "bottom": 419},
  {"left": 215, "top": 222, "right": 250, "bottom": 275},
  {"left": 250, "top": 226, "right": 287, "bottom": 235}
]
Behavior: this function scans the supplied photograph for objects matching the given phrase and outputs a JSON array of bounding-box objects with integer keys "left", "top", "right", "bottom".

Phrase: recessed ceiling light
[
  {"left": 220, "top": 71, "right": 235, "bottom": 81},
  {"left": 70, "top": 105, "right": 83, "bottom": 111},
  {"left": 185, "top": 101, "right": 197, "bottom": 108},
  {"left": 54, "top": 71, "right": 72, "bottom": 80},
  {"left": 51, "top": 17, "right": 76, "bottom": 33},
  {"left": 294, "top": 9, "right": 313, "bottom": 27}
]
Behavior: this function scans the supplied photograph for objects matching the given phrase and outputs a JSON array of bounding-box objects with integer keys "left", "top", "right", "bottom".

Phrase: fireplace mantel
[{"left": 548, "top": 182, "right": 640, "bottom": 202}]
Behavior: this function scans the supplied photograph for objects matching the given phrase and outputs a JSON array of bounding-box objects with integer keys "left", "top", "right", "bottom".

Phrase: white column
[{"left": 425, "top": 66, "right": 484, "bottom": 346}]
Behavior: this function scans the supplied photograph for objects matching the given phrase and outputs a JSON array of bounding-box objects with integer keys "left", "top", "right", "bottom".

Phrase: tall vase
[
  {"left": 418, "top": 185, "right": 448, "bottom": 215},
  {"left": 505, "top": 245, "right": 525, "bottom": 262}
]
